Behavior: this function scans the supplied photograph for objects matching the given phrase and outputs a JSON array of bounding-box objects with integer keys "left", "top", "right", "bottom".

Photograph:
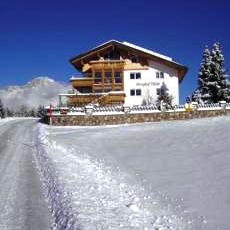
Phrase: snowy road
[{"left": 0, "top": 119, "right": 52, "bottom": 230}]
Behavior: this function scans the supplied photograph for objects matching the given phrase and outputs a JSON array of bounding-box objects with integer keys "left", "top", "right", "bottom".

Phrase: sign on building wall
[{"left": 136, "top": 82, "right": 161, "bottom": 87}]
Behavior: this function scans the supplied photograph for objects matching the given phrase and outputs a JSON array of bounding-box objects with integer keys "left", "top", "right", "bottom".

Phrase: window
[
  {"left": 136, "top": 73, "right": 141, "bottom": 79},
  {"left": 156, "top": 71, "right": 164, "bottom": 79},
  {"left": 105, "top": 71, "right": 112, "bottom": 84},
  {"left": 136, "top": 89, "right": 142, "bottom": 96},
  {"left": 115, "top": 71, "right": 122, "bottom": 83},
  {"left": 130, "top": 73, "right": 135, "bottom": 79},
  {"left": 95, "top": 72, "right": 102, "bottom": 84},
  {"left": 160, "top": 72, "right": 164, "bottom": 79},
  {"left": 130, "top": 89, "right": 135, "bottom": 96},
  {"left": 130, "top": 72, "right": 141, "bottom": 80},
  {"left": 130, "top": 89, "right": 142, "bottom": 96}
]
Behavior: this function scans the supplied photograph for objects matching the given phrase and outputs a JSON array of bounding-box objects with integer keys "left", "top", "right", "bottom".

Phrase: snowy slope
[
  {"left": 36, "top": 116, "right": 230, "bottom": 229},
  {"left": 0, "top": 77, "right": 70, "bottom": 109}
]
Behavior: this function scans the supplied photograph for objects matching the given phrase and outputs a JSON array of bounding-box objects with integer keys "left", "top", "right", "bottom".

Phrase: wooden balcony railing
[
  {"left": 68, "top": 92, "right": 125, "bottom": 106},
  {"left": 90, "top": 60, "right": 125, "bottom": 70},
  {"left": 70, "top": 78, "right": 93, "bottom": 88}
]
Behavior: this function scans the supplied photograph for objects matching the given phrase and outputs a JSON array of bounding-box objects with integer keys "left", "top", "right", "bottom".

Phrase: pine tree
[
  {"left": 156, "top": 83, "right": 173, "bottom": 109},
  {"left": 209, "top": 43, "right": 230, "bottom": 102},
  {"left": 194, "top": 46, "right": 212, "bottom": 103},
  {"left": 0, "top": 99, "right": 5, "bottom": 118},
  {"left": 37, "top": 105, "right": 46, "bottom": 118},
  {"left": 192, "top": 43, "right": 230, "bottom": 103},
  {"left": 5, "top": 108, "right": 14, "bottom": 117}
]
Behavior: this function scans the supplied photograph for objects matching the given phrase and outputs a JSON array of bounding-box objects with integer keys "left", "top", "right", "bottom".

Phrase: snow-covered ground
[
  {"left": 0, "top": 119, "right": 51, "bottom": 230},
  {"left": 36, "top": 116, "right": 230, "bottom": 230}
]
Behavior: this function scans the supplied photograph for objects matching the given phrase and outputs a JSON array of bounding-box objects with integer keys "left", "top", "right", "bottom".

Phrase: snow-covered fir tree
[
  {"left": 0, "top": 98, "right": 5, "bottom": 118},
  {"left": 209, "top": 43, "right": 230, "bottom": 102},
  {"left": 156, "top": 82, "right": 173, "bottom": 109},
  {"left": 37, "top": 105, "right": 46, "bottom": 118},
  {"left": 192, "top": 46, "right": 212, "bottom": 103},
  {"left": 192, "top": 43, "right": 230, "bottom": 103}
]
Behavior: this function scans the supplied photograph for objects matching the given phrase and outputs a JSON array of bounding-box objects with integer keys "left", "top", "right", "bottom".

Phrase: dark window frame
[
  {"left": 130, "top": 72, "right": 141, "bottom": 80},
  {"left": 130, "top": 89, "right": 135, "bottom": 96},
  {"left": 156, "top": 72, "right": 160, "bottom": 79},
  {"left": 136, "top": 89, "right": 142, "bottom": 96},
  {"left": 114, "top": 71, "right": 122, "bottom": 83}
]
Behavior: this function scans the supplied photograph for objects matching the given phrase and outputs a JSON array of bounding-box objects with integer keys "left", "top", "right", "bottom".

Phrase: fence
[{"left": 48, "top": 101, "right": 230, "bottom": 116}]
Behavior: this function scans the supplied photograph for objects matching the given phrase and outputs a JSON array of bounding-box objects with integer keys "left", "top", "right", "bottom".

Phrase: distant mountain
[{"left": 0, "top": 77, "right": 71, "bottom": 109}]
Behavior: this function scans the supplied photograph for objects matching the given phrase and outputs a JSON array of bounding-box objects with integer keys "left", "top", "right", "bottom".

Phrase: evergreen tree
[
  {"left": 192, "top": 43, "right": 230, "bottom": 103},
  {"left": 193, "top": 46, "right": 212, "bottom": 103},
  {"left": 0, "top": 99, "right": 5, "bottom": 118},
  {"left": 209, "top": 43, "right": 230, "bottom": 102},
  {"left": 5, "top": 107, "right": 14, "bottom": 117},
  {"left": 18, "top": 105, "right": 29, "bottom": 117},
  {"left": 37, "top": 105, "right": 46, "bottom": 118},
  {"left": 156, "top": 83, "right": 173, "bottom": 109},
  {"left": 29, "top": 108, "right": 36, "bottom": 117}
]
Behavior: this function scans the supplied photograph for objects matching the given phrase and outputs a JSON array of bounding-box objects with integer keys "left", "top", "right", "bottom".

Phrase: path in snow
[
  {"left": 0, "top": 119, "right": 52, "bottom": 230},
  {"left": 45, "top": 116, "right": 230, "bottom": 230}
]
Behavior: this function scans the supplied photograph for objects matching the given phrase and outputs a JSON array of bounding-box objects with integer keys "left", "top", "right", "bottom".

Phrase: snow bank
[
  {"left": 0, "top": 117, "right": 31, "bottom": 125},
  {"left": 33, "top": 124, "right": 190, "bottom": 230}
]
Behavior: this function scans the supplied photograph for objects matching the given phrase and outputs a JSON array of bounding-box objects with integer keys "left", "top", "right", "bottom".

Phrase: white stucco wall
[{"left": 124, "top": 60, "right": 179, "bottom": 106}]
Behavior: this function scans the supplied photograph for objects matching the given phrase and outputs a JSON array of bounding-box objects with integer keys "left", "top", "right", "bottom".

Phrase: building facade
[{"left": 62, "top": 40, "right": 187, "bottom": 107}]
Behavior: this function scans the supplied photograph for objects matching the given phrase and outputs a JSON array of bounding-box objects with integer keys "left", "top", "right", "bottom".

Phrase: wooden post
[
  {"left": 102, "top": 69, "right": 105, "bottom": 93},
  {"left": 112, "top": 68, "right": 115, "bottom": 91}
]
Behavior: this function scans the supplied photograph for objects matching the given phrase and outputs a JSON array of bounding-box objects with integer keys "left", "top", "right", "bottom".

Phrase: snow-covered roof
[
  {"left": 122, "top": 41, "right": 172, "bottom": 61},
  {"left": 91, "top": 39, "right": 172, "bottom": 61},
  {"left": 71, "top": 39, "right": 173, "bottom": 62},
  {"left": 69, "top": 39, "right": 188, "bottom": 82}
]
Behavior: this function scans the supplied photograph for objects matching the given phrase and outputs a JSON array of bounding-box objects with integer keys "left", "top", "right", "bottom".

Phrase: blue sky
[{"left": 0, "top": 0, "right": 230, "bottom": 102}]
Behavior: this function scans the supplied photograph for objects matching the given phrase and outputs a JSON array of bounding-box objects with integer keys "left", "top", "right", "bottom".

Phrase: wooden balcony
[
  {"left": 70, "top": 77, "right": 93, "bottom": 88},
  {"left": 90, "top": 60, "right": 125, "bottom": 70},
  {"left": 68, "top": 94, "right": 101, "bottom": 106},
  {"left": 103, "top": 92, "right": 125, "bottom": 105},
  {"left": 68, "top": 92, "right": 125, "bottom": 106}
]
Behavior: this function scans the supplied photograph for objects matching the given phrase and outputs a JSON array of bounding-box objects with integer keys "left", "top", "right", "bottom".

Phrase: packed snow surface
[
  {"left": 37, "top": 116, "right": 230, "bottom": 230},
  {"left": 0, "top": 119, "right": 52, "bottom": 230}
]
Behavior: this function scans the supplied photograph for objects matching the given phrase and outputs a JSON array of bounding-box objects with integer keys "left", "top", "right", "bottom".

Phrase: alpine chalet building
[{"left": 63, "top": 40, "right": 187, "bottom": 107}]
